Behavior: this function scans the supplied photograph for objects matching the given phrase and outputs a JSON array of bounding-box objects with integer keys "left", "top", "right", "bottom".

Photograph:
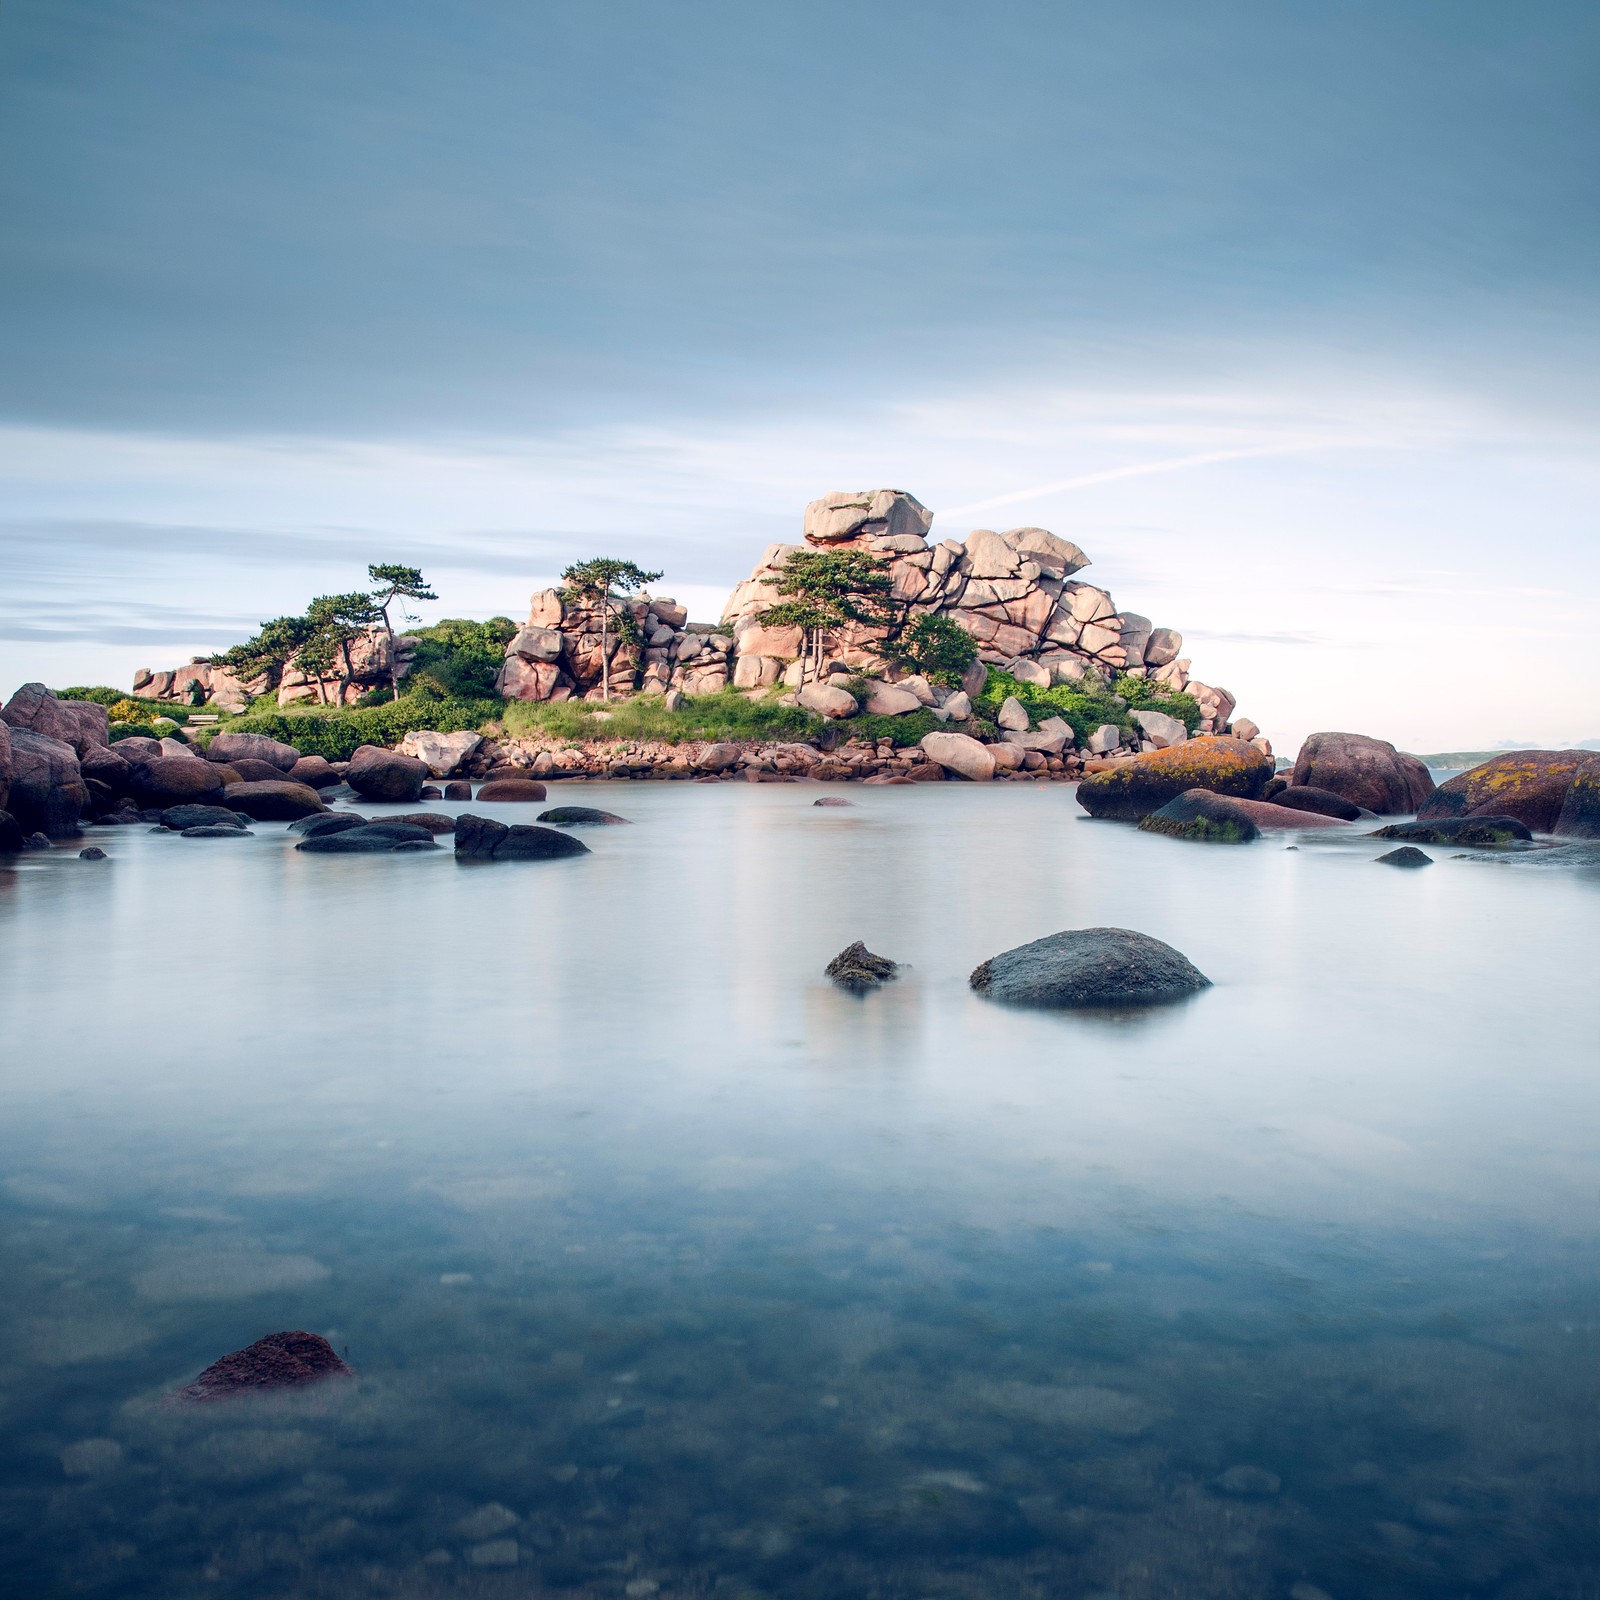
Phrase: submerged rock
[
  {"left": 180, "top": 824, "right": 254, "bottom": 838},
  {"left": 1138, "top": 790, "right": 1261, "bottom": 843},
  {"left": 78, "top": 845, "right": 108, "bottom": 860},
  {"left": 825, "top": 940, "right": 900, "bottom": 992},
  {"left": 536, "top": 806, "right": 630, "bottom": 826},
  {"left": 176, "top": 1329, "right": 354, "bottom": 1403},
  {"left": 296, "top": 822, "right": 438, "bottom": 853},
  {"left": 159, "top": 803, "right": 246, "bottom": 831},
  {"left": 1373, "top": 816, "right": 1532, "bottom": 847},
  {"left": 1376, "top": 845, "right": 1433, "bottom": 868},
  {"left": 288, "top": 812, "right": 369, "bottom": 837},
  {"left": 1075, "top": 736, "right": 1272, "bottom": 820},
  {"left": 1289, "top": 732, "right": 1434, "bottom": 814},
  {"left": 970, "top": 927, "right": 1211, "bottom": 1008},
  {"left": 813, "top": 797, "right": 853, "bottom": 807}
]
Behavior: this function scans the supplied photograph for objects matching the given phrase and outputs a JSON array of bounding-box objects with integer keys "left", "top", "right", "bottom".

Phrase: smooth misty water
[{"left": 1, "top": 783, "right": 1598, "bottom": 1600}]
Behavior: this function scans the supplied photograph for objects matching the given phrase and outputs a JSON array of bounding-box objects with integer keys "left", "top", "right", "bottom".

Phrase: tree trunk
[{"left": 600, "top": 596, "right": 610, "bottom": 701}]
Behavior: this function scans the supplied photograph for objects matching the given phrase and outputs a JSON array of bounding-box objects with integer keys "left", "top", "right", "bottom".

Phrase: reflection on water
[{"left": 1, "top": 782, "right": 1597, "bottom": 1598}]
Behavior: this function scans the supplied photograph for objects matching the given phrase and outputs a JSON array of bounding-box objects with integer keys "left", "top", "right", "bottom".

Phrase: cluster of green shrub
[
  {"left": 403, "top": 617, "right": 519, "bottom": 701},
  {"left": 499, "top": 688, "right": 818, "bottom": 746},
  {"left": 975, "top": 668, "right": 1200, "bottom": 745}
]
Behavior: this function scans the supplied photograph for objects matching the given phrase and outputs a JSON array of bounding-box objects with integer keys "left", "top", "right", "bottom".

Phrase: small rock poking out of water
[
  {"left": 825, "top": 941, "right": 900, "bottom": 992},
  {"left": 970, "top": 927, "right": 1211, "bottom": 1009},
  {"left": 297, "top": 822, "right": 439, "bottom": 853},
  {"left": 1376, "top": 845, "right": 1433, "bottom": 868},
  {"left": 537, "top": 806, "right": 630, "bottom": 826},
  {"left": 78, "top": 846, "right": 108, "bottom": 860},
  {"left": 175, "top": 1329, "right": 354, "bottom": 1403},
  {"left": 180, "top": 824, "right": 253, "bottom": 838},
  {"left": 813, "top": 797, "right": 853, "bottom": 807}
]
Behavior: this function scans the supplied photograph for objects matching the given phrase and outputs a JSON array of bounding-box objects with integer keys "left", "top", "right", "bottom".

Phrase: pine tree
[
  {"left": 559, "top": 558, "right": 664, "bottom": 700},
  {"left": 758, "top": 549, "right": 894, "bottom": 684}
]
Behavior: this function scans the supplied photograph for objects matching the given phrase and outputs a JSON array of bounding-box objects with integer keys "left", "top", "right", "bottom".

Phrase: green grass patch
[
  {"left": 207, "top": 694, "right": 501, "bottom": 761},
  {"left": 976, "top": 668, "right": 1200, "bottom": 744},
  {"left": 499, "top": 688, "right": 820, "bottom": 745}
]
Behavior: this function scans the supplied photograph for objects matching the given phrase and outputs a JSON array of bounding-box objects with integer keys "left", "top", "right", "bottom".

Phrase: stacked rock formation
[
  {"left": 496, "top": 589, "right": 722, "bottom": 703},
  {"left": 718, "top": 489, "right": 1244, "bottom": 737},
  {"left": 132, "top": 629, "right": 419, "bottom": 711}
]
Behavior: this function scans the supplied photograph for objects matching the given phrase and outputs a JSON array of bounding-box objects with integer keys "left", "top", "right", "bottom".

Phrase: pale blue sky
[{"left": 2, "top": 0, "right": 1597, "bottom": 747}]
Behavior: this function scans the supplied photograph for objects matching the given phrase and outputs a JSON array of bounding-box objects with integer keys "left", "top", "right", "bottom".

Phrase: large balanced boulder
[
  {"left": 222, "top": 781, "right": 328, "bottom": 821},
  {"left": 920, "top": 731, "right": 996, "bottom": 781},
  {"left": 346, "top": 745, "right": 428, "bottom": 803},
  {"left": 1075, "top": 736, "right": 1271, "bottom": 820},
  {"left": 1554, "top": 755, "right": 1600, "bottom": 839},
  {"left": 1416, "top": 750, "right": 1587, "bottom": 834},
  {"left": 7, "top": 727, "right": 89, "bottom": 834},
  {"left": 970, "top": 927, "right": 1212, "bottom": 1008},
  {"left": 1289, "top": 732, "right": 1433, "bottom": 814},
  {"left": 130, "top": 756, "right": 228, "bottom": 806},
  {"left": 454, "top": 813, "right": 590, "bottom": 860},
  {"left": 205, "top": 732, "right": 300, "bottom": 771}
]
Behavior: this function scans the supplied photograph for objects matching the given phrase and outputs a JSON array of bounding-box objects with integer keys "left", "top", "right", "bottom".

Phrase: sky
[{"left": 2, "top": 0, "right": 1597, "bottom": 751}]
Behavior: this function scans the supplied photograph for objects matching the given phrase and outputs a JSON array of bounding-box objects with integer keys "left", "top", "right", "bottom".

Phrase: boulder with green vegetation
[
  {"left": 1138, "top": 790, "right": 1262, "bottom": 843},
  {"left": 1372, "top": 816, "right": 1533, "bottom": 846}
]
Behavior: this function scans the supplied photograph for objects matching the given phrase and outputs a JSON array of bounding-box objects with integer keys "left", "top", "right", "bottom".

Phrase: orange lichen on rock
[
  {"left": 1075, "top": 735, "right": 1273, "bottom": 820},
  {"left": 1417, "top": 751, "right": 1586, "bottom": 833}
]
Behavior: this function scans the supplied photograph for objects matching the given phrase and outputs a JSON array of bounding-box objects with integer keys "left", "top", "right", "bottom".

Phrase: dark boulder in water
[
  {"left": 1269, "top": 785, "right": 1362, "bottom": 821},
  {"left": 813, "top": 797, "right": 853, "bottom": 807},
  {"left": 385, "top": 811, "right": 458, "bottom": 834},
  {"left": 971, "top": 927, "right": 1211, "bottom": 1009},
  {"left": 825, "top": 941, "right": 900, "bottom": 992},
  {"left": 537, "top": 806, "right": 629, "bottom": 826},
  {"left": 78, "top": 845, "right": 108, "bottom": 860},
  {"left": 1076, "top": 736, "right": 1273, "bottom": 820},
  {"left": 1138, "top": 790, "right": 1261, "bottom": 843},
  {"left": 176, "top": 1330, "right": 354, "bottom": 1403},
  {"left": 0, "top": 811, "right": 26, "bottom": 853},
  {"left": 180, "top": 824, "right": 254, "bottom": 838},
  {"left": 443, "top": 781, "right": 472, "bottom": 801},
  {"left": 454, "top": 812, "right": 589, "bottom": 860},
  {"left": 1376, "top": 846, "right": 1433, "bottom": 868},
  {"left": 1373, "top": 816, "right": 1532, "bottom": 847},
  {"left": 297, "top": 822, "right": 437, "bottom": 853},
  {"left": 222, "top": 780, "right": 328, "bottom": 822},
  {"left": 288, "top": 812, "right": 369, "bottom": 837},
  {"left": 160, "top": 804, "right": 246, "bottom": 831}
]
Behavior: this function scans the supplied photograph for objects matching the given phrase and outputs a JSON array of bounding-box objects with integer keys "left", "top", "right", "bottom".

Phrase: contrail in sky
[{"left": 940, "top": 440, "right": 1345, "bottom": 518}]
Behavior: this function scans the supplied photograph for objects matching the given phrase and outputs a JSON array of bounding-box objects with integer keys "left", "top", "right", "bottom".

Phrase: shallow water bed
[{"left": 1, "top": 782, "right": 1597, "bottom": 1598}]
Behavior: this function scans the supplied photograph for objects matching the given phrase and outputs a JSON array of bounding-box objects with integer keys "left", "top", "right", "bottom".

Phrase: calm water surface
[{"left": 1, "top": 782, "right": 1597, "bottom": 1600}]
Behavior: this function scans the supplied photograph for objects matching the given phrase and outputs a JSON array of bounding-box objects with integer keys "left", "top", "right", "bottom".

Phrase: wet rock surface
[
  {"left": 455, "top": 813, "right": 591, "bottom": 860},
  {"left": 1374, "top": 816, "right": 1534, "bottom": 847},
  {"left": 346, "top": 746, "right": 429, "bottom": 803},
  {"left": 175, "top": 1330, "right": 354, "bottom": 1403},
  {"left": 221, "top": 780, "right": 328, "bottom": 821},
  {"left": 537, "top": 806, "right": 630, "bottom": 826},
  {"left": 1376, "top": 845, "right": 1434, "bottom": 867},
  {"left": 296, "top": 822, "right": 438, "bottom": 853},
  {"left": 1270, "top": 784, "right": 1363, "bottom": 821},
  {"left": 825, "top": 941, "right": 901, "bottom": 992},
  {"left": 474, "top": 778, "right": 550, "bottom": 802},
  {"left": 1138, "top": 789, "right": 1262, "bottom": 843},
  {"left": 158, "top": 804, "right": 247, "bottom": 832},
  {"left": 971, "top": 927, "right": 1212, "bottom": 1008}
]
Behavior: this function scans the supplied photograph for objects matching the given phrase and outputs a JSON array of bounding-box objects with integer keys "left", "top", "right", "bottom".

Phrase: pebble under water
[{"left": 1, "top": 780, "right": 1597, "bottom": 1600}]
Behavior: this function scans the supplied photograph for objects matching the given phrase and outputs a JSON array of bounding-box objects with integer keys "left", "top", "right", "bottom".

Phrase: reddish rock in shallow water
[{"left": 177, "top": 1330, "right": 354, "bottom": 1403}]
